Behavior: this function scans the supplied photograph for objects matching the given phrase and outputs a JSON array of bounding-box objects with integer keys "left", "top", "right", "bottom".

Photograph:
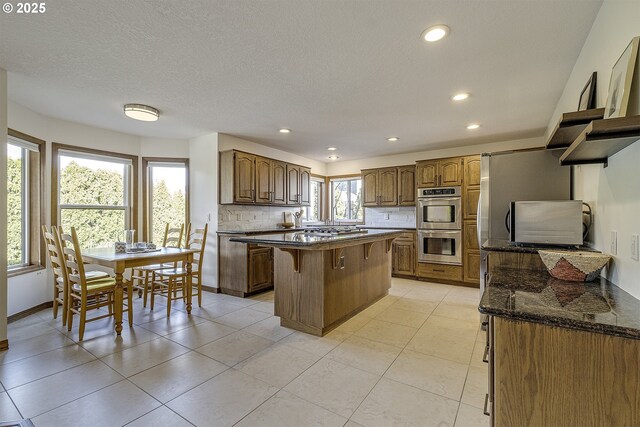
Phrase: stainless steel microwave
[{"left": 509, "top": 200, "right": 583, "bottom": 245}]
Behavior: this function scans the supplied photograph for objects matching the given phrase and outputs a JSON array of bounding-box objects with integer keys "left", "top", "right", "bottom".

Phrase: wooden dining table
[{"left": 81, "top": 247, "right": 199, "bottom": 335}]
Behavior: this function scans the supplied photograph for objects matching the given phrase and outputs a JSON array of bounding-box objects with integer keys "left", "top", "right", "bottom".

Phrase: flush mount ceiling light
[
  {"left": 386, "top": 137, "right": 399, "bottom": 142},
  {"left": 452, "top": 93, "right": 470, "bottom": 101},
  {"left": 123, "top": 104, "right": 159, "bottom": 122},
  {"left": 421, "top": 25, "right": 450, "bottom": 42},
  {"left": 328, "top": 155, "right": 340, "bottom": 160},
  {"left": 466, "top": 123, "right": 481, "bottom": 130},
  {"left": 327, "top": 147, "right": 337, "bottom": 151},
  {"left": 279, "top": 128, "right": 291, "bottom": 134}
]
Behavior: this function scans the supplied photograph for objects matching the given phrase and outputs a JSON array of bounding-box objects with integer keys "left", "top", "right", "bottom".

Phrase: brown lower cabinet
[
  {"left": 218, "top": 233, "right": 275, "bottom": 297},
  {"left": 392, "top": 232, "right": 415, "bottom": 277},
  {"left": 417, "top": 262, "right": 462, "bottom": 282},
  {"left": 486, "top": 316, "right": 640, "bottom": 426}
]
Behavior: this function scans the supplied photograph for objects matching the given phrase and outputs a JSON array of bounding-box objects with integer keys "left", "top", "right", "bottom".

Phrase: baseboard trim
[
  {"left": 201, "top": 285, "right": 220, "bottom": 293},
  {"left": 0, "top": 339, "right": 8, "bottom": 351},
  {"left": 8, "top": 301, "right": 54, "bottom": 324}
]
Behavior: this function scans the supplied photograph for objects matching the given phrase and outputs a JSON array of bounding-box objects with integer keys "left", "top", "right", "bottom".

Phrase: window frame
[
  {"left": 142, "top": 157, "right": 190, "bottom": 243},
  {"left": 51, "top": 143, "right": 138, "bottom": 246},
  {"left": 329, "top": 174, "right": 364, "bottom": 224},
  {"left": 7, "top": 129, "right": 46, "bottom": 277},
  {"left": 303, "top": 174, "right": 326, "bottom": 223}
]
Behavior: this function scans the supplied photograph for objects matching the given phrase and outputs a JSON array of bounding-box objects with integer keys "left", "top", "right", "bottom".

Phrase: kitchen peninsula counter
[{"left": 231, "top": 229, "right": 405, "bottom": 335}]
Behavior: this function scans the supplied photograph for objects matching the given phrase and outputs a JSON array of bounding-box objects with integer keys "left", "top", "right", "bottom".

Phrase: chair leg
[
  {"left": 150, "top": 272, "right": 156, "bottom": 310},
  {"left": 108, "top": 293, "right": 113, "bottom": 314},
  {"left": 166, "top": 278, "right": 173, "bottom": 317},
  {"left": 52, "top": 283, "right": 59, "bottom": 319},
  {"left": 67, "top": 299, "right": 74, "bottom": 331},
  {"left": 197, "top": 278, "right": 202, "bottom": 308},
  {"left": 127, "top": 284, "right": 133, "bottom": 327},
  {"left": 137, "top": 269, "right": 143, "bottom": 298},
  {"left": 62, "top": 283, "right": 68, "bottom": 327},
  {"left": 142, "top": 270, "right": 149, "bottom": 308},
  {"left": 79, "top": 296, "right": 87, "bottom": 342}
]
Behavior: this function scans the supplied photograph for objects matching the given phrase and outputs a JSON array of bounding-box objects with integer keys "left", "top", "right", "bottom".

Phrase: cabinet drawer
[
  {"left": 417, "top": 263, "right": 462, "bottom": 281},
  {"left": 395, "top": 232, "right": 416, "bottom": 242}
]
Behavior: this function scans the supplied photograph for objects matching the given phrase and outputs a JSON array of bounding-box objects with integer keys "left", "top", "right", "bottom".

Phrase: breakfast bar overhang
[{"left": 231, "top": 229, "right": 404, "bottom": 336}]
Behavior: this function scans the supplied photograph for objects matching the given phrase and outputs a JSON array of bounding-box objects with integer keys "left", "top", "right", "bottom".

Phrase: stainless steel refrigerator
[{"left": 478, "top": 148, "right": 571, "bottom": 294}]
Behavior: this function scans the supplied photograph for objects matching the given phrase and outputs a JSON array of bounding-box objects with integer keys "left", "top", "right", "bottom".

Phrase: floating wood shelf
[
  {"left": 546, "top": 108, "right": 605, "bottom": 149},
  {"left": 559, "top": 115, "right": 640, "bottom": 166}
]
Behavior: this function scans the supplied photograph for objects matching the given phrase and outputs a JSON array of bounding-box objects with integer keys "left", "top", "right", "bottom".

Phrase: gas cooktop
[{"left": 303, "top": 226, "right": 367, "bottom": 236}]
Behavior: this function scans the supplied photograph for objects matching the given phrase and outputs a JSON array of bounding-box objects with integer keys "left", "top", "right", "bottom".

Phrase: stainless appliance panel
[
  {"left": 418, "top": 193, "right": 462, "bottom": 230},
  {"left": 418, "top": 230, "right": 462, "bottom": 265},
  {"left": 510, "top": 200, "right": 583, "bottom": 245}
]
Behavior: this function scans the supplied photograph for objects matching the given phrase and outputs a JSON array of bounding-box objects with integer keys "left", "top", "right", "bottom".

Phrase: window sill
[{"left": 8, "top": 264, "right": 46, "bottom": 278}]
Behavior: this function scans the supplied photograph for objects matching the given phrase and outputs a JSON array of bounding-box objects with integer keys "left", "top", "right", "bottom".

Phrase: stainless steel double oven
[{"left": 417, "top": 186, "right": 462, "bottom": 265}]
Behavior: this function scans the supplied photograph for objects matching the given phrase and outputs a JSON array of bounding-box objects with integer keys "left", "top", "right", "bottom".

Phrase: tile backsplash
[
  {"left": 364, "top": 207, "right": 416, "bottom": 228},
  {"left": 218, "top": 205, "right": 306, "bottom": 230}
]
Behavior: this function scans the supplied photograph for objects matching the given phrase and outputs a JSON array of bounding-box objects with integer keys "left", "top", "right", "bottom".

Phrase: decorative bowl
[
  {"left": 281, "top": 222, "right": 295, "bottom": 228},
  {"left": 538, "top": 250, "right": 611, "bottom": 282}
]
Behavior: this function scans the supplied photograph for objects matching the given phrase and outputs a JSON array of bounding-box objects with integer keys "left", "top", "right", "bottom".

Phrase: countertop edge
[{"left": 229, "top": 230, "right": 406, "bottom": 249}]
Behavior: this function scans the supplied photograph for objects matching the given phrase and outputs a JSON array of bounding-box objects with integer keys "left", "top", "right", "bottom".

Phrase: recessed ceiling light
[
  {"left": 124, "top": 104, "right": 159, "bottom": 122},
  {"left": 421, "top": 25, "right": 450, "bottom": 42},
  {"left": 452, "top": 93, "right": 469, "bottom": 101},
  {"left": 386, "top": 137, "right": 399, "bottom": 142},
  {"left": 328, "top": 155, "right": 340, "bottom": 160},
  {"left": 279, "top": 128, "right": 291, "bottom": 134},
  {"left": 327, "top": 147, "right": 337, "bottom": 151},
  {"left": 466, "top": 123, "right": 480, "bottom": 130}
]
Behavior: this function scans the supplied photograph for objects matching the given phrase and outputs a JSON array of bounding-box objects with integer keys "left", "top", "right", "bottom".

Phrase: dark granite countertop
[
  {"left": 358, "top": 226, "right": 416, "bottom": 231},
  {"left": 479, "top": 267, "right": 640, "bottom": 340},
  {"left": 481, "top": 239, "right": 596, "bottom": 253},
  {"left": 217, "top": 228, "right": 303, "bottom": 235},
  {"left": 230, "top": 229, "right": 406, "bottom": 250}
]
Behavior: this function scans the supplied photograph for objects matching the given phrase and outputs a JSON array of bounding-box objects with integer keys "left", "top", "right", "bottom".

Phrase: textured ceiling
[{"left": 0, "top": 0, "right": 602, "bottom": 161}]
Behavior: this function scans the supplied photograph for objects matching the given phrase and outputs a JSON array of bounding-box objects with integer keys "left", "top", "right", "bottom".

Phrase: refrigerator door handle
[{"left": 477, "top": 192, "right": 483, "bottom": 247}]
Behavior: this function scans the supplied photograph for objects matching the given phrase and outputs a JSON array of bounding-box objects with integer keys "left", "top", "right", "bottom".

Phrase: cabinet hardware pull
[
  {"left": 482, "top": 345, "right": 489, "bottom": 363},
  {"left": 483, "top": 394, "right": 491, "bottom": 416}
]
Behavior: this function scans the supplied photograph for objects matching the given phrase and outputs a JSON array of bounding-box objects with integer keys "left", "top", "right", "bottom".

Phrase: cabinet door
[
  {"left": 398, "top": 166, "right": 416, "bottom": 206},
  {"left": 248, "top": 248, "right": 273, "bottom": 292},
  {"left": 234, "top": 152, "right": 255, "bottom": 203},
  {"left": 286, "top": 165, "right": 300, "bottom": 205},
  {"left": 439, "top": 158, "right": 463, "bottom": 186},
  {"left": 464, "top": 220, "right": 479, "bottom": 251},
  {"left": 362, "top": 169, "right": 379, "bottom": 206},
  {"left": 271, "top": 161, "right": 287, "bottom": 205},
  {"left": 416, "top": 161, "right": 438, "bottom": 187},
  {"left": 255, "top": 157, "right": 272, "bottom": 204},
  {"left": 464, "top": 250, "right": 481, "bottom": 284},
  {"left": 464, "top": 156, "right": 481, "bottom": 187},
  {"left": 378, "top": 168, "right": 398, "bottom": 206},
  {"left": 464, "top": 187, "right": 480, "bottom": 220},
  {"left": 393, "top": 240, "right": 415, "bottom": 276},
  {"left": 299, "top": 167, "right": 311, "bottom": 206}
]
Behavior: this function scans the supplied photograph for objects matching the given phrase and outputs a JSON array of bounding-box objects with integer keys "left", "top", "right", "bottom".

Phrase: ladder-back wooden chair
[
  {"left": 150, "top": 223, "right": 208, "bottom": 316},
  {"left": 42, "top": 225, "right": 109, "bottom": 325},
  {"left": 58, "top": 227, "right": 133, "bottom": 341},
  {"left": 131, "top": 223, "right": 184, "bottom": 306}
]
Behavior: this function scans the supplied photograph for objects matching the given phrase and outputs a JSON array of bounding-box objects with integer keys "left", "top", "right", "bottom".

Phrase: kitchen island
[{"left": 231, "top": 229, "right": 404, "bottom": 336}]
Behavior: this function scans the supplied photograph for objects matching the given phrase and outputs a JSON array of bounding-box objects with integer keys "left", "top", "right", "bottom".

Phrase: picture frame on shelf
[
  {"left": 578, "top": 72, "right": 597, "bottom": 111},
  {"left": 604, "top": 36, "right": 639, "bottom": 119}
]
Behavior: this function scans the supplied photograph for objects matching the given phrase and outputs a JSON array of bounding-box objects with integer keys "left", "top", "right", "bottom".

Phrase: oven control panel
[{"left": 418, "top": 187, "right": 461, "bottom": 197}]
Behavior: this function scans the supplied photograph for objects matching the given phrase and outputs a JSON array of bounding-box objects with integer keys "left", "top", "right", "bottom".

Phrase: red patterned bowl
[{"left": 538, "top": 250, "right": 611, "bottom": 282}]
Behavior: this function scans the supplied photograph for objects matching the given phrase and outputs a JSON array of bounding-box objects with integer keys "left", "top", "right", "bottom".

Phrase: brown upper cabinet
[
  {"left": 463, "top": 155, "right": 481, "bottom": 219},
  {"left": 219, "top": 150, "right": 310, "bottom": 206},
  {"left": 362, "top": 166, "right": 414, "bottom": 207},
  {"left": 416, "top": 157, "right": 463, "bottom": 187}
]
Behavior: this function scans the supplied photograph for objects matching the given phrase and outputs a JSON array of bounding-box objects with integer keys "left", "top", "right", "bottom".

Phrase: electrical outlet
[
  {"left": 385, "top": 213, "right": 390, "bottom": 220},
  {"left": 236, "top": 213, "right": 242, "bottom": 221},
  {"left": 610, "top": 231, "right": 617, "bottom": 256},
  {"left": 632, "top": 234, "right": 639, "bottom": 261}
]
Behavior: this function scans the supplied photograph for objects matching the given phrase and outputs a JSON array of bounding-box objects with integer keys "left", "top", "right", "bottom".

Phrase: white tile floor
[{"left": 0, "top": 278, "right": 489, "bottom": 427}]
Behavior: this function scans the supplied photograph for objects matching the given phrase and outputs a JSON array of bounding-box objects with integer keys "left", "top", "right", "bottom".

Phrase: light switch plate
[
  {"left": 610, "top": 231, "right": 617, "bottom": 256},
  {"left": 632, "top": 234, "right": 639, "bottom": 261}
]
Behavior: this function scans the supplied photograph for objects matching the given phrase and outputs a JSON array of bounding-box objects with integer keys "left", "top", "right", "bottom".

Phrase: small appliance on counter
[{"left": 508, "top": 200, "right": 584, "bottom": 246}]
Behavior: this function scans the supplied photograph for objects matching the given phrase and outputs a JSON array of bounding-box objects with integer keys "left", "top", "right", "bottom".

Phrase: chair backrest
[
  {"left": 41, "top": 225, "right": 67, "bottom": 288},
  {"left": 58, "top": 227, "right": 89, "bottom": 293},
  {"left": 185, "top": 223, "right": 208, "bottom": 274},
  {"left": 162, "top": 223, "right": 184, "bottom": 248}
]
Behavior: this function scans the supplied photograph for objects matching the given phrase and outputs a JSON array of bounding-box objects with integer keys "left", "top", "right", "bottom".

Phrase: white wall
[
  {"left": 189, "top": 133, "right": 219, "bottom": 288},
  {"left": 326, "top": 136, "right": 544, "bottom": 175},
  {"left": 6, "top": 101, "right": 189, "bottom": 315},
  {"left": 1, "top": 69, "right": 8, "bottom": 340},
  {"left": 546, "top": 0, "right": 640, "bottom": 297}
]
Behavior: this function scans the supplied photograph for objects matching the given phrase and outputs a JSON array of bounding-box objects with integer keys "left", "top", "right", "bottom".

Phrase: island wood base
[{"left": 273, "top": 240, "right": 392, "bottom": 336}]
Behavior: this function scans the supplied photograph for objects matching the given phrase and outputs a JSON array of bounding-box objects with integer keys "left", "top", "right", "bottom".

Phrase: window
[
  {"left": 143, "top": 158, "right": 189, "bottom": 245},
  {"left": 330, "top": 177, "right": 363, "bottom": 222},
  {"left": 304, "top": 177, "right": 324, "bottom": 222},
  {"left": 7, "top": 130, "right": 44, "bottom": 273},
  {"left": 53, "top": 144, "right": 137, "bottom": 249}
]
